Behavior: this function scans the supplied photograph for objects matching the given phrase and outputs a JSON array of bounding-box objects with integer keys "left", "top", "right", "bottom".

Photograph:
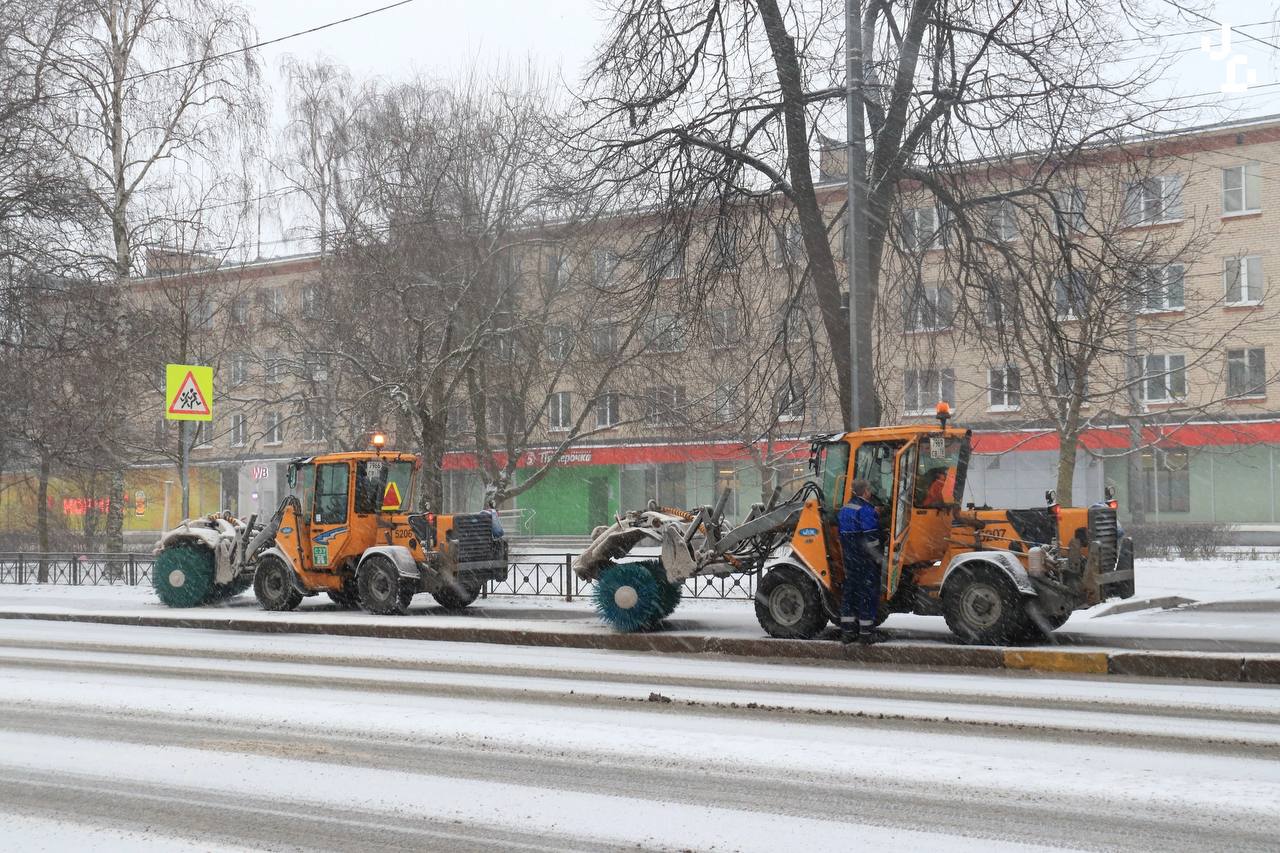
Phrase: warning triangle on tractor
[
  {"left": 382, "top": 480, "right": 403, "bottom": 512},
  {"left": 167, "top": 370, "right": 211, "bottom": 416}
]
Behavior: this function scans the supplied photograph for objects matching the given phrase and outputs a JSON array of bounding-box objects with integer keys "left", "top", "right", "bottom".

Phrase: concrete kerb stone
[{"left": 0, "top": 610, "right": 1277, "bottom": 684}]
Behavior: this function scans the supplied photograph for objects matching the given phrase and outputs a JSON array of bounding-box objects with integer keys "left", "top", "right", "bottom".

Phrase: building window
[
  {"left": 1227, "top": 347, "right": 1266, "bottom": 398},
  {"left": 264, "top": 351, "right": 284, "bottom": 384},
  {"left": 904, "top": 369, "right": 955, "bottom": 415},
  {"left": 548, "top": 391, "right": 572, "bottom": 431},
  {"left": 984, "top": 200, "right": 1018, "bottom": 242},
  {"left": 189, "top": 299, "right": 215, "bottom": 331},
  {"left": 545, "top": 324, "right": 572, "bottom": 362},
  {"left": 230, "top": 413, "right": 247, "bottom": 448},
  {"left": 774, "top": 382, "right": 806, "bottom": 421},
  {"left": 258, "top": 288, "right": 285, "bottom": 317},
  {"left": 1123, "top": 175, "right": 1183, "bottom": 226},
  {"left": 646, "top": 315, "right": 684, "bottom": 352},
  {"left": 193, "top": 420, "right": 213, "bottom": 447},
  {"left": 544, "top": 249, "right": 572, "bottom": 292},
  {"left": 301, "top": 285, "right": 322, "bottom": 318},
  {"left": 906, "top": 285, "right": 954, "bottom": 332},
  {"left": 305, "top": 416, "right": 325, "bottom": 443},
  {"left": 595, "top": 391, "right": 620, "bottom": 428},
  {"left": 1053, "top": 271, "right": 1088, "bottom": 320},
  {"left": 712, "top": 383, "right": 741, "bottom": 423},
  {"left": 708, "top": 307, "right": 740, "bottom": 348},
  {"left": 303, "top": 353, "right": 328, "bottom": 381},
  {"left": 229, "top": 299, "right": 249, "bottom": 328},
  {"left": 988, "top": 367, "right": 1021, "bottom": 410},
  {"left": 772, "top": 221, "right": 804, "bottom": 267},
  {"left": 1143, "top": 449, "right": 1190, "bottom": 513},
  {"left": 231, "top": 353, "right": 249, "bottom": 386},
  {"left": 643, "top": 385, "right": 686, "bottom": 425},
  {"left": 1140, "top": 265, "right": 1185, "bottom": 312},
  {"left": 713, "top": 224, "right": 740, "bottom": 271},
  {"left": 650, "top": 238, "right": 684, "bottom": 279},
  {"left": 901, "top": 206, "right": 947, "bottom": 251},
  {"left": 981, "top": 286, "right": 1009, "bottom": 328},
  {"left": 1053, "top": 187, "right": 1086, "bottom": 231},
  {"left": 1225, "top": 256, "right": 1264, "bottom": 305},
  {"left": 488, "top": 396, "right": 520, "bottom": 435},
  {"left": 590, "top": 321, "right": 618, "bottom": 357},
  {"left": 446, "top": 402, "right": 471, "bottom": 436},
  {"left": 1142, "top": 353, "right": 1187, "bottom": 403},
  {"left": 1222, "top": 163, "right": 1261, "bottom": 215},
  {"left": 1056, "top": 360, "right": 1089, "bottom": 401},
  {"left": 264, "top": 412, "right": 283, "bottom": 446},
  {"left": 592, "top": 249, "right": 619, "bottom": 286}
]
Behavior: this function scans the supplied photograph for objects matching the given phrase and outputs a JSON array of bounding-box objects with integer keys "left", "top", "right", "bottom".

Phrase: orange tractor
[
  {"left": 153, "top": 446, "right": 508, "bottom": 614},
  {"left": 575, "top": 406, "right": 1135, "bottom": 644}
]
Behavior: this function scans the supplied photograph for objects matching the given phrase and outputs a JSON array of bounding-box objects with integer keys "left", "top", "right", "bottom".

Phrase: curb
[{"left": 0, "top": 610, "right": 1276, "bottom": 685}]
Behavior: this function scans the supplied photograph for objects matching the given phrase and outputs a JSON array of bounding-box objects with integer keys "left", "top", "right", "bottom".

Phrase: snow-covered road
[{"left": 0, "top": 620, "right": 1276, "bottom": 851}]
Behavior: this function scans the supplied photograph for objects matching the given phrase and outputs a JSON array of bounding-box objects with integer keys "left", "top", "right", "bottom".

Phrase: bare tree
[
  {"left": 573, "top": 0, "right": 1190, "bottom": 428},
  {"left": 39, "top": 0, "right": 262, "bottom": 547}
]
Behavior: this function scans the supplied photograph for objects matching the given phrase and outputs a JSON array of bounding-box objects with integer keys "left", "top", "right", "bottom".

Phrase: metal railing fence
[{"left": 0, "top": 552, "right": 757, "bottom": 601}]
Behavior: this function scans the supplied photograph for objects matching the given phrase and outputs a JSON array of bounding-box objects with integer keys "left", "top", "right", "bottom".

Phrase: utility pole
[
  {"left": 845, "top": 0, "right": 872, "bottom": 430},
  {"left": 180, "top": 420, "right": 190, "bottom": 519},
  {"left": 1126, "top": 308, "right": 1146, "bottom": 524}
]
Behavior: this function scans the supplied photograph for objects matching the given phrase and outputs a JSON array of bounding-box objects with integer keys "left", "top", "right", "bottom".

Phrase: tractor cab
[{"left": 805, "top": 415, "right": 972, "bottom": 605}]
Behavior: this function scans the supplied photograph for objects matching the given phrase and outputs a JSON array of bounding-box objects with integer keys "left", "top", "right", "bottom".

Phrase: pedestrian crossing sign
[{"left": 165, "top": 364, "right": 213, "bottom": 421}]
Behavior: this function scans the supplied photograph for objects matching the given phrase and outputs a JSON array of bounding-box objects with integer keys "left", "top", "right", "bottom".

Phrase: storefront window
[{"left": 1143, "top": 449, "right": 1190, "bottom": 513}]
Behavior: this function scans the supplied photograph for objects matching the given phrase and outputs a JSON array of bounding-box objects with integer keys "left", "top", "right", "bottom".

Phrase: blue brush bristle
[{"left": 593, "top": 562, "right": 665, "bottom": 632}]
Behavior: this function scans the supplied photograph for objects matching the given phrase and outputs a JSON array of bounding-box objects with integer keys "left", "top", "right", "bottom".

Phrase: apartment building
[{"left": 29, "top": 113, "right": 1280, "bottom": 544}]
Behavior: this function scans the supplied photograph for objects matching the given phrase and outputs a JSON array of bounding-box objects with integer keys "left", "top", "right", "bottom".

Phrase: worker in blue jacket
[{"left": 837, "top": 478, "right": 886, "bottom": 645}]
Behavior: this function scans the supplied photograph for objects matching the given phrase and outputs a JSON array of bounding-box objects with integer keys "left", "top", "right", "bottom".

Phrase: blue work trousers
[{"left": 839, "top": 532, "right": 881, "bottom": 630}]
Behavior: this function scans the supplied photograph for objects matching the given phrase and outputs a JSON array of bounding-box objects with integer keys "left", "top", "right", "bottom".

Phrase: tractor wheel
[
  {"left": 432, "top": 579, "right": 482, "bottom": 610},
  {"left": 357, "top": 555, "right": 413, "bottom": 615},
  {"left": 755, "top": 565, "right": 827, "bottom": 640},
  {"left": 1020, "top": 601, "right": 1071, "bottom": 639},
  {"left": 254, "top": 554, "right": 303, "bottom": 612},
  {"left": 593, "top": 562, "right": 665, "bottom": 632},
  {"left": 152, "top": 544, "right": 215, "bottom": 608},
  {"left": 327, "top": 580, "right": 360, "bottom": 609},
  {"left": 942, "top": 564, "right": 1030, "bottom": 645}
]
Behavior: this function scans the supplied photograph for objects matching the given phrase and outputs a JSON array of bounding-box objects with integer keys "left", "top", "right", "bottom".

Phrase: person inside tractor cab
[{"left": 916, "top": 467, "right": 951, "bottom": 508}]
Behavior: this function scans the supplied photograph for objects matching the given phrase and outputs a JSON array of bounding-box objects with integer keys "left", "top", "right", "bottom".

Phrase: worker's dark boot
[
  {"left": 839, "top": 623, "right": 860, "bottom": 645},
  {"left": 858, "top": 628, "right": 887, "bottom": 646}
]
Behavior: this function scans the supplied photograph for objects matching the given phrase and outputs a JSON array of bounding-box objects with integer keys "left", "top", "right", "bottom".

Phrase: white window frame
[
  {"left": 1222, "top": 163, "right": 1262, "bottom": 216},
  {"left": 230, "top": 413, "right": 246, "bottom": 448},
  {"left": 775, "top": 383, "right": 806, "bottom": 422},
  {"left": 231, "top": 354, "right": 249, "bottom": 386},
  {"left": 1227, "top": 347, "right": 1266, "bottom": 399},
  {"left": 1053, "top": 272, "right": 1088, "bottom": 320},
  {"left": 1123, "top": 175, "right": 1184, "bottom": 226},
  {"left": 1053, "top": 187, "right": 1086, "bottom": 231},
  {"left": 647, "top": 315, "right": 684, "bottom": 353},
  {"left": 590, "top": 321, "right": 618, "bottom": 357},
  {"left": 906, "top": 285, "right": 953, "bottom": 332},
  {"left": 984, "top": 200, "right": 1018, "bottom": 242},
  {"left": 595, "top": 391, "right": 620, "bottom": 429},
  {"left": 264, "top": 351, "right": 284, "bottom": 384},
  {"left": 592, "top": 249, "right": 619, "bottom": 286},
  {"left": 548, "top": 391, "right": 572, "bottom": 432},
  {"left": 1141, "top": 353, "right": 1187, "bottom": 403},
  {"left": 301, "top": 285, "right": 321, "bottom": 318},
  {"left": 712, "top": 383, "right": 741, "bottom": 423},
  {"left": 305, "top": 414, "right": 325, "bottom": 443},
  {"left": 650, "top": 239, "right": 684, "bottom": 280},
  {"left": 708, "top": 306, "right": 740, "bottom": 348},
  {"left": 644, "top": 385, "right": 686, "bottom": 426},
  {"left": 264, "top": 412, "right": 284, "bottom": 446},
  {"left": 1139, "top": 264, "right": 1185, "bottom": 313},
  {"left": 1224, "top": 256, "right": 1264, "bottom": 306},
  {"left": 987, "top": 366, "right": 1021, "bottom": 412},
  {"left": 546, "top": 324, "right": 572, "bottom": 362},
  {"left": 904, "top": 368, "right": 956, "bottom": 416},
  {"left": 902, "top": 206, "right": 947, "bottom": 251},
  {"left": 772, "top": 221, "right": 804, "bottom": 267}
]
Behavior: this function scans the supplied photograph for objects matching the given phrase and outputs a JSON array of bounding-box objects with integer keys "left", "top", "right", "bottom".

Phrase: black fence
[{"left": 0, "top": 552, "right": 757, "bottom": 601}]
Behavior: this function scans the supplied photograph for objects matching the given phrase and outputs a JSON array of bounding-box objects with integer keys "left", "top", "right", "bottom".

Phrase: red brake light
[
  {"left": 1051, "top": 504, "right": 1061, "bottom": 519},
  {"left": 1107, "top": 500, "right": 1118, "bottom": 510}
]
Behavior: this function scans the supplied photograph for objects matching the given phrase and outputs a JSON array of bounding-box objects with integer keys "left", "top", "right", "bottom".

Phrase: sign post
[{"left": 164, "top": 364, "right": 213, "bottom": 519}]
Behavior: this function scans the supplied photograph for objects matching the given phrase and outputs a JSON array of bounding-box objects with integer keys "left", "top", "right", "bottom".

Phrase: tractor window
[
  {"left": 292, "top": 463, "right": 315, "bottom": 521},
  {"left": 314, "top": 463, "right": 349, "bottom": 525},
  {"left": 384, "top": 461, "right": 414, "bottom": 512},
  {"left": 853, "top": 442, "right": 900, "bottom": 507},
  {"left": 354, "top": 460, "right": 386, "bottom": 515},
  {"left": 914, "top": 435, "right": 965, "bottom": 508},
  {"left": 814, "top": 441, "right": 850, "bottom": 510}
]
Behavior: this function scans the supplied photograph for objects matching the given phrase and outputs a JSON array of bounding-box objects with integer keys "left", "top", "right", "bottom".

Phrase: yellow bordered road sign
[{"left": 165, "top": 364, "right": 213, "bottom": 421}]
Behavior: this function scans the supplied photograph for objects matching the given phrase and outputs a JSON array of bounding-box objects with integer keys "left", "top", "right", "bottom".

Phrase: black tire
[
  {"left": 357, "top": 555, "right": 414, "bottom": 615},
  {"left": 327, "top": 577, "right": 360, "bottom": 609},
  {"left": 942, "top": 564, "right": 1030, "bottom": 645},
  {"left": 1020, "top": 601, "right": 1071, "bottom": 639},
  {"left": 755, "top": 565, "right": 828, "bottom": 640},
  {"left": 432, "top": 578, "right": 481, "bottom": 610},
  {"left": 254, "top": 554, "right": 303, "bottom": 612},
  {"left": 152, "top": 544, "right": 215, "bottom": 608}
]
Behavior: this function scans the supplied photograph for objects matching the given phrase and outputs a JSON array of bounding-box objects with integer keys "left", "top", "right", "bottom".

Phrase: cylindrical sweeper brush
[{"left": 592, "top": 559, "right": 683, "bottom": 632}]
